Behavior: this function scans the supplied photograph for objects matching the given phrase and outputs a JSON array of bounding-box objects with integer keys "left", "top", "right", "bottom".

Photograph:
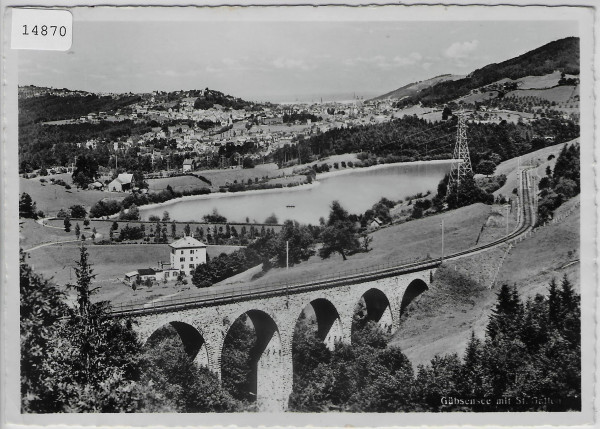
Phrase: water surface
[{"left": 140, "top": 162, "right": 453, "bottom": 224}]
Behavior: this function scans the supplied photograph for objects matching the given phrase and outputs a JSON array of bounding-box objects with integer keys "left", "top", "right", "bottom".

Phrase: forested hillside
[
  {"left": 19, "top": 92, "right": 142, "bottom": 126},
  {"left": 394, "top": 37, "right": 579, "bottom": 107},
  {"left": 279, "top": 115, "right": 579, "bottom": 174}
]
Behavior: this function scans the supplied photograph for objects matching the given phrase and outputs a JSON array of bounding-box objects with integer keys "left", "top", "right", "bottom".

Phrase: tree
[
  {"left": 184, "top": 224, "right": 191, "bottom": 237},
  {"left": 64, "top": 216, "right": 71, "bottom": 232},
  {"left": 75, "top": 223, "right": 81, "bottom": 238},
  {"left": 142, "top": 325, "right": 237, "bottom": 412},
  {"left": 221, "top": 316, "right": 256, "bottom": 402},
  {"left": 548, "top": 277, "right": 560, "bottom": 327},
  {"left": 486, "top": 284, "right": 522, "bottom": 341},
  {"left": 69, "top": 205, "right": 87, "bottom": 219},
  {"left": 446, "top": 174, "right": 493, "bottom": 210},
  {"left": 20, "top": 251, "right": 68, "bottom": 412},
  {"left": 171, "top": 221, "right": 177, "bottom": 238},
  {"left": 442, "top": 106, "right": 452, "bottom": 120},
  {"left": 264, "top": 213, "right": 279, "bottom": 225},
  {"left": 242, "top": 157, "right": 255, "bottom": 169},
  {"left": 361, "top": 234, "right": 373, "bottom": 252},
  {"left": 477, "top": 160, "right": 496, "bottom": 176},
  {"left": 119, "top": 204, "right": 140, "bottom": 221},
  {"left": 19, "top": 193, "right": 38, "bottom": 219},
  {"left": 203, "top": 208, "right": 227, "bottom": 223},
  {"left": 319, "top": 201, "right": 359, "bottom": 261},
  {"left": 72, "top": 154, "right": 99, "bottom": 188},
  {"left": 162, "top": 211, "right": 170, "bottom": 222},
  {"left": 274, "top": 220, "right": 315, "bottom": 266},
  {"left": 21, "top": 245, "right": 164, "bottom": 412},
  {"left": 132, "top": 170, "right": 148, "bottom": 189}
]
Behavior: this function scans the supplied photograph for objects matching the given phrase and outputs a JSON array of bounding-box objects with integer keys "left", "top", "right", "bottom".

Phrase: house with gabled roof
[
  {"left": 107, "top": 173, "right": 134, "bottom": 192},
  {"left": 170, "top": 236, "right": 207, "bottom": 276}
]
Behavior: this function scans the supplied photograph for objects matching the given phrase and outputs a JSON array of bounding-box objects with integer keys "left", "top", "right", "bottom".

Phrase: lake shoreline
[
  {"left": 315, "top": 158, "right": 457, "bottom": 180},
  {"left": 138, "top": 159, "right": 455, "bottom": 219}
]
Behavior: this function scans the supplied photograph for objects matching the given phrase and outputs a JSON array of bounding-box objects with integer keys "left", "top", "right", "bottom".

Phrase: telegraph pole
[
  {"left": 505, "top": 204, "right": 510, "bottom": 236},
  {"left": 286, "top": 240, "right": 289, "bottom": 269},
  {"left": 441, "top": 220, "right": 445, "bottom": 263}
]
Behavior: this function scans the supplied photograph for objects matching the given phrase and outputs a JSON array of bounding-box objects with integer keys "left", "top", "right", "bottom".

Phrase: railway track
[{"left": 110, "top": 168, "right": 536, "bottom": 318}]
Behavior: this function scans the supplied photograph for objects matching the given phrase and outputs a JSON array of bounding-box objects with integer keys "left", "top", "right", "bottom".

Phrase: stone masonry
[{"left": 132, "top": 269, "right": 434, "bottom": 412}]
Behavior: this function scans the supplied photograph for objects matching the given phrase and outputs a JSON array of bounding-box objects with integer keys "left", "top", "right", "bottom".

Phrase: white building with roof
[
  {"left": 169, "top": 236, "right": 207, "bottom": 276},
  {"left": 107, "top": 173, "right": 134, "bottom": 192}
]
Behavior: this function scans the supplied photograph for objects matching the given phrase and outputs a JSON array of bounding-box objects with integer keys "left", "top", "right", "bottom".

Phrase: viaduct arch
[{"left": 132, "top": 269, "right": 434, "bottom": 411}]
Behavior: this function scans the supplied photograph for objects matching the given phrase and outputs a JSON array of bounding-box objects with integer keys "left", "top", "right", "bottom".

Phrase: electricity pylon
[{"left": 448, "top": 114, "right": 473, "bottom": 193}]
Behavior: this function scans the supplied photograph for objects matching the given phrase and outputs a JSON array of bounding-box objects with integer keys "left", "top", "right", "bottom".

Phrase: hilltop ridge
[{"left": 376, "top": 36, "right": 579, "bottom": 107}]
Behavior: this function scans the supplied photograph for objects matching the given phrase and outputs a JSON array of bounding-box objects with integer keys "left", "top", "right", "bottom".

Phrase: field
[
  {"left": 20, "top": 173, "right": 125, "bottom": 216},
  {"left": 19, "top": 218, "right": 76, "bottom": 250},
  {"left": 194, "top": 163, "right": 283, "bottom": 190},
  {"left": 147, "top": 175, "right": 210, "bottom": 193},
  {"left": 26, "top": 243, "right": 244, "bottom": 305},
  {"left": 456, "top": 90, "right": 500, "bottom": 105},
  {"left": 507, "top": 85, "right": 579, "bottom": 103},
  {"left": 517, "top": 71, "right": 563, "bottom": 89}
]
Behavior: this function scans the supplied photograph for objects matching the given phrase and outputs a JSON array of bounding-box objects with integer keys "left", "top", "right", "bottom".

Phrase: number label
[{"left": 11, "top": 9, "right": 72, "bottom": 51}]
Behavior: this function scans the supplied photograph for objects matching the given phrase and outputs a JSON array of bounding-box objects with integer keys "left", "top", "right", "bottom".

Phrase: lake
[{"left": 140, "top": 161, "right": 454, "bottom": 225}]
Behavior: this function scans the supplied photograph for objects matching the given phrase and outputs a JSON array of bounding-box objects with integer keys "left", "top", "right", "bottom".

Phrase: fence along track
[{"left": 110, "top": 168, "right": 536, "bottom": 318}]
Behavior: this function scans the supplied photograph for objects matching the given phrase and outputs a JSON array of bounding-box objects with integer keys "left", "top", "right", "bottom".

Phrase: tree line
[
  {"left": 284, "top": 115, "right": 578, "bottom": 177},
  {"left": 537, "top": 143, "right": 580, "bottom": 224}
]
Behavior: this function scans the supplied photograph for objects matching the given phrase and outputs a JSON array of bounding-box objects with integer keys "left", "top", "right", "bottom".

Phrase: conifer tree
[
  {"left": 548, "top": 277, "right": 560, "bottom": 326},
  {"left": 560, "top": 274, "right": 576, "bottom": 316},
  {"left": 461, "top": 331, "right": 484, "bottom": 396}
]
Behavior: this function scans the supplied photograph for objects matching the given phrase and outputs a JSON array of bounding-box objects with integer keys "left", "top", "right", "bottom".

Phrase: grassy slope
[
  {"left": 491, "top": 139, "right": 578, "bottom": 198},
  {"left": 213, "top": 203, "right": 493, "bottom": 290},
  {"left": 393, "top": 195, "right": 579, "bottom": 367},
  {"left": 507, "top": 85, "right": 579, "bottom": 103},
  {"left": 20, "top": 173, "right": 125, "bottom": 216},
  {"left": 26, "top": 243, "right": 243, "bottom": 304},
  {"left": 372, "top": 74, "right": 464, "bottom": 101},
  {"left": 193, "top": 164, "right": 282, "bottom": 191},
  {"left": 147, "top": 175, "right": 210, "bottom": 193}
]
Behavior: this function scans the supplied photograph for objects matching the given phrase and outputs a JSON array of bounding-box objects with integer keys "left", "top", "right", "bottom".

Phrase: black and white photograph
[{"left": 1, "top": 2, "right": 596, "bottom": 427}]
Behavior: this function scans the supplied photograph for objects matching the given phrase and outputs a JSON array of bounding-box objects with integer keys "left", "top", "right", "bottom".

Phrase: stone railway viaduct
[
  {"left": 115, "top": 168, "right": 535, "bottom": 412},
  {"left": 131, "top": 270, "right": 433, "bottom": 412}
]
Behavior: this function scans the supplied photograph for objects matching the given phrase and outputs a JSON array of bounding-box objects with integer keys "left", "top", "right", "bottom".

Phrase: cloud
[
  {"left": 155, "top": 69, "right": 197, "bottom": 78},
  {"left": 272, "top": 57, "right": 315, "bottom": 71},
  {"left": 444, "top": 40, "right": 479, "bottom": 59},
  {"left": 391, "top": 52, "right": 422, "bottom": 67},
  {"left": 344, "top": 52, "right": 422, "bottom": 69}
]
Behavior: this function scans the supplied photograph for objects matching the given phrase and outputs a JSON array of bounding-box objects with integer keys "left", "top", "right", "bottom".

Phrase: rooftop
[{"left": 169, "top": 236, "right": 207, "bottom": 249}]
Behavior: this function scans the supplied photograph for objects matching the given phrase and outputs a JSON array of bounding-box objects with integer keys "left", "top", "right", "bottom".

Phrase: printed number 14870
[{"left": 22, "top": 25, "right": 67, "bottom": 36}]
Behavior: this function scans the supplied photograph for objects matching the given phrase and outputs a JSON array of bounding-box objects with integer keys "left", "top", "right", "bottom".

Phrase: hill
[
  {"left": 369, "top": 74, "right": 464, "bottom": 102},
  {"left": 18, "top": 91, "right": 142, "bottom": 126},
  {"left": 393, "top": 36, "right": 579, "bottom": 107}
]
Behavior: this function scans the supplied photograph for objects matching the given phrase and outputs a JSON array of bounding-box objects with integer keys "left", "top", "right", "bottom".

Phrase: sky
[{"left": 18, "top": 17, "right": 578, "bottom": 102}]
